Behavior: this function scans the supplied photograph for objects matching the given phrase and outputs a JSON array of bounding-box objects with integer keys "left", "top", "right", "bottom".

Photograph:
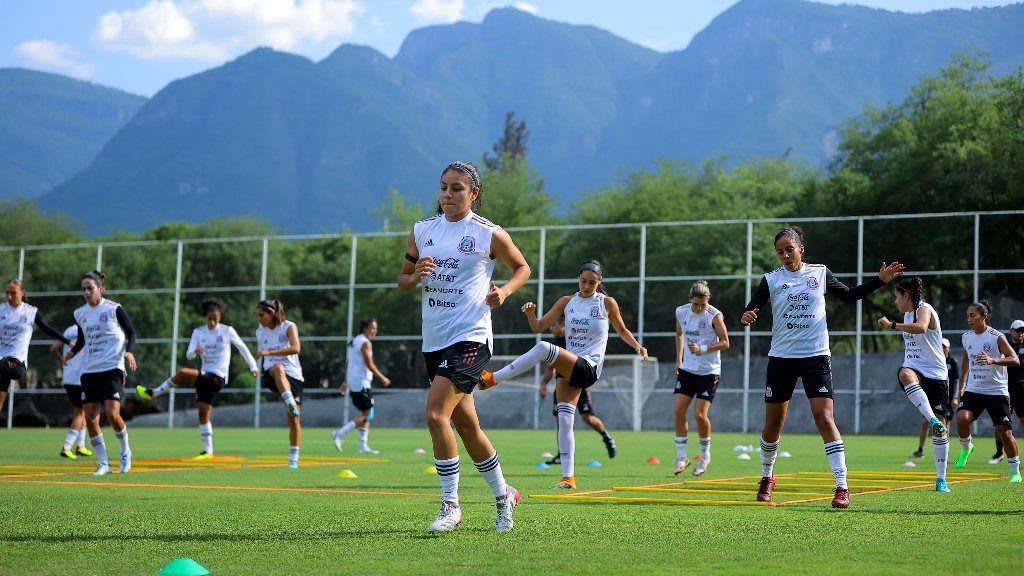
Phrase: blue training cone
[
  {"left": 157, "top": 558, "right": 211, "bottom": 576},
  {"left": 535, "top": 462, "right": 550, "bottom": 469},
  {"left": 586, "top": 460, "right": 602, "bottom": 467}
]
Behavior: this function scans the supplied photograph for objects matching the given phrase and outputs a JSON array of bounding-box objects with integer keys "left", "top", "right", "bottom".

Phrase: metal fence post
[
  {"left": 96, "top": 245, "right": 103, "bottom": 271},
  {"left": 167, "top": 241, "right": 184, "bottom": 429},
  {"left": 533, "top": 229, "right": 546, "bottom": 430},
  {"left": 635, "top": 225, "right": 647, "bottom": 431},
  {"left": 743, "top": 221, "right": 753, "bottom": 433},
  {"left": 5, "top": 387, "right": 11, "bottom": 429},
  {"left": 344, "top": 235, "right": 357, "bottom": 426},
  {"left": 255, "top": 238, "right": 268, "bottom": 428},
  {"left": 854, "top": 219, "right": 864, "bottom": 434},
  {"left": 17, "top": 248, "right": 25, "bottom": 279},
  {"left": 972, "top": 213, "right": 980, "bottom": 435}
]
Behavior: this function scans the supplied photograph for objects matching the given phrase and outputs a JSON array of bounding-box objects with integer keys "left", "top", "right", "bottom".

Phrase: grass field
[{"left": 1, "top": 426, "right": 1020, "bottom": 575}]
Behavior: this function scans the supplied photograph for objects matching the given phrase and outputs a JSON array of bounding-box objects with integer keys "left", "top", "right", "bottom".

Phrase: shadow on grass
[{"left": 0, "top": 527, "right": 437, "bottom": 544}]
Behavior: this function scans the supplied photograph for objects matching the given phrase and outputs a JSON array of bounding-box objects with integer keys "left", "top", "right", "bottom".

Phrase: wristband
[
  {"left": 405, "top": 253, "right": 417, "bottom": 264},
  {"left": 890, "top": 321, "right": 898, "bottom": 330}
]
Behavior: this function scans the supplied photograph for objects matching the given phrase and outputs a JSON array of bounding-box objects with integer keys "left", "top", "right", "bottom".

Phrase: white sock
[
  {"left": 114, "top": 426, "right": 131, "bottom": 456},
  {"left": 932, "top": 435, "right": 948, "bottom": 480},
  {"left": 824, "top": 440, "right": 848, "bottom": 488},
  {"left": 903, "top": 382, "right": 937, "bottom": 420},
  {"left": 91, "top": 433, "right": 109, "bottom": 466},
  {"left": 474, "top": 452, "right": 508, "bottom": 499},
  {"left": 337, "top": 420, "right": 357, "bottom": 436},
  {"left": 358, "top": 427, "right": 369, "bottom": 447},
  {"left": 959, "top": 435, "right": 972, "bottom": 450},
  {"left": 699, "top": 437, "right": 711, "bottom": 459},
  {"left": 760, "top": 436, "right": 779, "bottom": 477},
  {"left": 63, "top": 428, "right": 78, "bottom": 451},
  {"left": 434, "top": 456, "right": 460, "bottom": 504},
  {"left": 675, "top": 436, "right": 688, "bottom": 463},
  {"left": 1009, "top": 456, "right": 1021, "bottom": 476},
  {"left": 281, "top": 391, "right": 296, "bottom": 407},
  {"left": 557, "top": 402, "right": 576, "bottom": 478},
  {"left": 199, "top": 422, "right": 213, "bottom": 454},
  {"left": 77, "top": 426, "right": 87, "bottom": 448},
  {"left": 289, "top": 445, "right": 300, "bottom": 464},
  {"left": 153, "top": 378, "right": 174, "bottom": 397},
  {"left": 493, "top": 341, "right": 559, "bottom": 384}
]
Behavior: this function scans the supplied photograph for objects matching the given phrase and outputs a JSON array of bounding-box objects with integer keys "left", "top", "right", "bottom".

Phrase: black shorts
[
  {"left": 900, "top": 368, "right": 951, "bottom": 419},
  {"left": 261, "top": 372, "right": 304, "bottom": 405},
  {"left": 424, "top": 341, "right": 491, "bottom": 394},
  {"left": 567, "top": 357, "right": 599, "bottom": 389},
  {"left": 552, "top": 387, "right": 594, "bottom": 415},
  {"left": 350, "top": 388, "right": 374, "bottom": 412},
  {"left": 195, "top": 372, "right": 226, "bottom": 405},
  {"left": 958, "top": 391, "right": 1012, "bottom": 426},
  {"left": 675, "top": 370, "right": 720, "bottom": 402},
  {"left": 0, "top": 357, "right": 26, "bottom": 392},
  {"left": 764, "top": 355, "right": 833, "bottom": 404},
  {"left": 1010, "top": 386, "right": 1023, "bottom": 419},
  {"left": 63, "top": 384, "right": 83, "bottom": 408},
  {"left": 81, "top": 369, "right": 126, "bottom": 404}
]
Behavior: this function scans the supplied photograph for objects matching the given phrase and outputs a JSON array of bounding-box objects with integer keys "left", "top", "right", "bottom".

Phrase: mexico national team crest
[
  {"left": 100, "top": 311, "right": 109, "bottom": 322},
  {"left": 589, "top": 305, "right": 600, "bottom": 318},
  {"left": 983, "top": 343, "right": 992, "bottom": 353},
  {"left": 698, "top": 319, "right": 707, "bottom": 329},
  {"left": 458, "top": 236, "right": 476, "bottom": 254},
  {"left": 806, "top": 277, "right": 820, "bottom": 290}
]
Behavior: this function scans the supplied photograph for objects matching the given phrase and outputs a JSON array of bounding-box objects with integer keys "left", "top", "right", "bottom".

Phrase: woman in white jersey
[
  {"left": 876, "top": 276, "right": 952, "bottom": 492},
  {"left": 398, "top": 161, "right": 530, "bottom": 533},
  {"left": 332, "top": 317, "right": 391, "bottom": 454},
  {"left": 51, "top": 324, "right": 91, "bottom": 459},
  {"left": 673, "top": 280, "right": 729, "bottom": 477},
  {"left": 953, "top": 300, "right": 1021, "bottom": 482},
  {"left": 479, "top": 259, "right": 648, "bottom": 490},
  {"left": 65, "top": 271, "right": 138, "bottom": 476},
  {"left": 138, "top": 300, "right": 258, "bottom": 459},
  {"left": 255, "top": 298, "right": 304, "bottom": 469},
  {"left": 0, "top": 278, "right": 70, "bottom": 417},
  {"left": 741, "top": 227, "right": 903, "bottom": 508}
]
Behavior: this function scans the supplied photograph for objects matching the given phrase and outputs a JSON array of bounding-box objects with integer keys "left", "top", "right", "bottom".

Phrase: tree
[{"left": 483, "top": 111, "right": 529, "bottom": 172}]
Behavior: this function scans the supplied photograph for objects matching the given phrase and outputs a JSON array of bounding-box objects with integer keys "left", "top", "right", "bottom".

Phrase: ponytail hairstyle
[
  {"left": 200, "top": 299, "right": 224, "bottom": 320},
  {"left": 353, "top": 317, "right": 378, "bottom": 346},
  {"left": 969, "top": 300, "right": 992, "bottom": 318},
  {"left": 82, "top": 270, "right": 106, "bottom": 287},
  {"left": 257, "top": 298, "right": 285, "bottom": 325},
  {"left": 774, "top": 225, "right": 805, "bottom": 246},
  {"left": 690, "top": 280, "right": 711, "bottom": 300},
  {"left": 6, "top": 278, "right": 25, "bottom": 301},
  {"left": 437, "top": 161, "right": 483, "bottom": 214},
  {"left": 894, "top": 276, "right": 924, "bottom": 321},
  {"left": 579, "top": 259, "right": 608, "bottom": 295}
]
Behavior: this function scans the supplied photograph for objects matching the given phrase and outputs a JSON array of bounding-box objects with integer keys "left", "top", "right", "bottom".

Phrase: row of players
[{"left": 1, "top": 160, "right": 1021, "bottom": 533}]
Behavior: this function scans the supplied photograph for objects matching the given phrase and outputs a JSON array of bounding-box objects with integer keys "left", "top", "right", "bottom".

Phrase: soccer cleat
[
  {"left": 60, "top": 448, "right": 78, "bottom": 460},
  {"left": 692, "top": 455, "right": 710, "bottom": 477},
  {"left": 935, "top": 478, "right": 951, "bottom": 493},
  {"left": 92, "top": 462, "right": 112, "bottom": 476},
  {"left": 674, "top": 459, "right": 689, "bottom": 476},
  {"left": 494, "top": 485, "right": 520, "bottom": 532},
  {"left": 546, "top": 454, "right": 561, "bottom": 465},
  {"left": 357, "top": 446, "right": 380, "bottom": 455},
  {"left": 478, "top": 370, "right": 497, "bottom": 390},
  {"left": 135, "top": 385, "right": 153, "bottom": 400},
  {"left": 927, "top": 417, "right": 947, "bottom": 436},
  {"left": 989, "top": 454, "right": 1004, "bottom": 465},
  {"left": 288, "top": 404, "right": 300, "bottom": 418},
  {"left": 1010, "top": 474, "right": 1022, "bottom": 483},
  {"left": 193, "top": 452, "right": 213, "bottom": 460},
  {"left": 427, "top": 501, "right": 463, "bottom": 533},
  {"left": 120, "top": 451, "right": 132, "bottom": 474},
  {"left": 552, "top": 477, "right": 576, "bottom": 489},
  {"left": 288, "top": 460, "right": 299, "bottom": 469},
  {"left": 954, "top": 442, "right": 975, "bottom": 468},
  {"left": 909, "top": 449, "right": 924, "bottom": 459},
  {"left": 75, "top": 446, "right": 93, "bottom": 457},
  {"left": 756, "top": 476, "right": 776, "bottom": 502},
  {"left": 603, "top": 435, "right": 617, "bottom": 458},
  {"left": 331, "top": 430, "right": 344, "bottom": 452},
  {"left": 831, "top": 487, "right": 850, "bottom": 508}
]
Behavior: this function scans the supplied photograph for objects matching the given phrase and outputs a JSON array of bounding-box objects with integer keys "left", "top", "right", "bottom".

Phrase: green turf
[{"left": 0, "top": 427, "right": 1020, "bottom": 575}]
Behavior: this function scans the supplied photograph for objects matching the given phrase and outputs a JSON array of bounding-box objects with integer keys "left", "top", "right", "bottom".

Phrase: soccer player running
[
  {"left": 1, "top": 278, "right": 70, "bottom": 420},
  {"left": 479, "top": 259, "right": 648, "bottom": 490},
  {"left": 138, "top": 300, "right": 258, "bottom": 459},
  {"left": 539, "top": 315, "right": 617, "bottom": 463},
  {"left": 988, "top": 319, "right": 1024, "bottom": 464},
  {"left": 332, "top": 317, "right": 391, "bottom": 454},
  {"left": 954, "top": 302, "right": 1021, "bottom": 482},
  {"left": 398, "top": 161, "right": 530, "bottom": 533},
  {"left": 673, "top": 280, "right": 729, "bottom": 477},
  {"left": 876, "top": 276, "right": 952, "bottom": 492},
  {"left": 65, "top": 271, "right": 138, "bottom": 476},
  {"left": 741, "top": 226, "right": 904, "bottom": 508},
  {"left": 255, "top": 298, "right": 305, "bottom": 469},
  {"left": 52, "top": 324, "right": 91, "bottom": 459}
]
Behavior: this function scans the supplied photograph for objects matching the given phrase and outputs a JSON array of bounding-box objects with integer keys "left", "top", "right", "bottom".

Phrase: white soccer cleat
[
  {"left": 331, "top": 431, "right": 344, "bottom": 453},
  {"left": 357, "top": 446, "right": 380, "bottom": 454},
  {"left": 692, "top": 455, "right": 711, "bottom": 477},
  {"left": 119, "top": 451, "right": 132, "bottom": 474},
  {"left": 427, "top": 501, "right": 463, "bottom": 533},
  {"left": 92, "top": 462, "right": 112, "bottom": 476},
  {"left": 494, "top": 485, "right": 521, "bottom": 532},
  {"left": 674, "top": 459, "right": 689, "bottom": 475}
]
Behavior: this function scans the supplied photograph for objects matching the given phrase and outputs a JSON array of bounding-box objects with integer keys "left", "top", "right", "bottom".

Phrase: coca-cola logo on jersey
[{"left": 434, "top": 258, "right": 460, "bottom": 269}]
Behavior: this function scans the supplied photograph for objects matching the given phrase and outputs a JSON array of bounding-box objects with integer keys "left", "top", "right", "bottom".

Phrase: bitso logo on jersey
[{"left": 458, "top": 235, "right": 476, "bottom": 254}]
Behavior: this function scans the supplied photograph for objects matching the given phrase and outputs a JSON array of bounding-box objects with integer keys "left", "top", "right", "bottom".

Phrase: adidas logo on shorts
[
  {"left": 701, "top": 391, "right": 709, "bottom": 397},
  {"left": 765, "top": 387, "right": 773, "bottom": 398},
  {"left": 438, "top": 359, "right": 448, "bottom": 368},
  {"left": 113, "top": 392, "right": 120, "bottom": 399},
  {"left": 818, "top": 386, "right": 828, "bottom": 393},
  {"left": 425, "top": 239, "right": 435, "bottom": 247}
]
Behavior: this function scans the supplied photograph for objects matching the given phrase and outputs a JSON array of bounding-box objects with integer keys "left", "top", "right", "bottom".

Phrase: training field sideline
[{"left": 0, "top": 428, "right": 1020, "bottom": 576}]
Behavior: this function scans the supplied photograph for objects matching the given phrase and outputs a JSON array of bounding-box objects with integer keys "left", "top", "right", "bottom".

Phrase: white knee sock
[
  {"left": 675, "top": 436, "right": 688, "bottom": 463},
  {"left": 557, "top": 402, "right": 576, "bottom": 478},
  {"left": 1008, "top": 456, "right": 1021, "bottom": 477},
  {"left": 434, "top": 456, "right": 460, "bottom": 504},
  {"left": 932, "top": 435, "right": 948, "bottom": 480},
  {"left": 289, "top": 445, "right": 300, "bottom": 464},
  {"left": 493, "top": 341, "right": 559, "bottom": 384},
  {"left": 63, "top": 428, "right": 78, "bottom": 451},
  {"left": 337, "top": 420, "right": 357, "bottom": 436},
  {"left": 91, "top": 433, "right": 108, "bottom": 466},
  {"left": 358, "top": 427, "right": 369, "bottom": 448},
  {"left": 199, "top": 422, "right": 213, "bottom": 454},
  {"left": 281, "top": 391, "right": 296, "bottom": 407},
  {"left": 903, "top": 382, "right": 937, "bottom": 420},
  {"left": 959, "top": 435, "right": 972, "bottom": 450},
  {"left": 699, "top": 437, "right": 711, "bottom": 459},
  {"left": 153, "top": 378, "right": 174, "bottom": 397},
  {"left": 824, "top": 440, "right": 848, "bottom": 488},
  {"left": 114, "top": 426, "right": 131, "bottom": 456},
  {"left": 474, "top": 452, "right": 508, "bottom": 499},
  {"left": 77, "top": 426, "right": 87, "bottom": 448},
  {"left": 760, "top": 437, "right": 779, "bottom": 477}
]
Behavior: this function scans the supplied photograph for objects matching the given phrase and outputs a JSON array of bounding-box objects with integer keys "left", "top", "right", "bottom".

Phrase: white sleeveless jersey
[
  {"left": 187, "top": 324, "right": 257, "bottom": 383},
  {"left": 565, "top": 292, "right": 610, "bottom": 378},
  {"left": 901, "top": 302, "right": 947, "bottom": 380},
  {"left": 962, "top": 327, "right": 1009, "bottom": 396},
  {"left": 257, "top": 320, "right": 304, "bottom": 381},
  {"left": 676, "top": 303, "right": 723, "bottom": 376},
  {"left": 61, "top": 325, "right": 83, "bottom": 386},
  {"left": 73, "top": 299, "right": 126, "bottom": 373},
  {"left": 765, "top": 264, "right": 830, "bottom": 358},
  {"left": 0, "top": 302, "right": 38, "bottom": 365},
  {"left": 414, "top": 211, "right": 497, "bottom": 353},
  {"left": 346, "top": 333, "right": 373, "bottom": 392}
]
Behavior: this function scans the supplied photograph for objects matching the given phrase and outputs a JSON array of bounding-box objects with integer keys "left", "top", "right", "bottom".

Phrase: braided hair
[
  {"left": 969, "top": 300, "right": 992, "bottom": 318},
  {"left": 774, "top": 225, "right": 804, "bottom": 246},
  {"left": 438, "top": 161, "right": 483, "bottom": 214},
  {"left": 894, "top": 276, "right": 924, "bottom": 322},
  {"left": 257, "top": 298, "right": 285, "bottom": 325}
]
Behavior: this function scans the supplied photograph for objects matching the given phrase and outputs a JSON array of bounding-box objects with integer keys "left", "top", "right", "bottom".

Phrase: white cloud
[
  {"left": 13, "top": 40, "right": 96, "bottom": 79},
  {"left": 512, "top": 2, "right": 538, "bottom": 15},
  {"left": 410, "top": 0, "right": 464, "bottom": 23},
  {"left": 96, "top": 0, "right": 364, "bottom": 61}
]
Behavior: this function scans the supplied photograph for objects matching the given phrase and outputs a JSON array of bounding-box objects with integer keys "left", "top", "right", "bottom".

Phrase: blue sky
[{"left": 1, "top": 0, "right": 1017, "bottom": 96}]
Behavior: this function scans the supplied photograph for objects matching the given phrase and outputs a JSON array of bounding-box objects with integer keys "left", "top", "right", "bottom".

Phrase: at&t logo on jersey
[
  {"left": 458, "top": 236, "right": 476, "bottom": 254},
  {"left": 806, "top": 277, "right": 820, "bottom": 290}
]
